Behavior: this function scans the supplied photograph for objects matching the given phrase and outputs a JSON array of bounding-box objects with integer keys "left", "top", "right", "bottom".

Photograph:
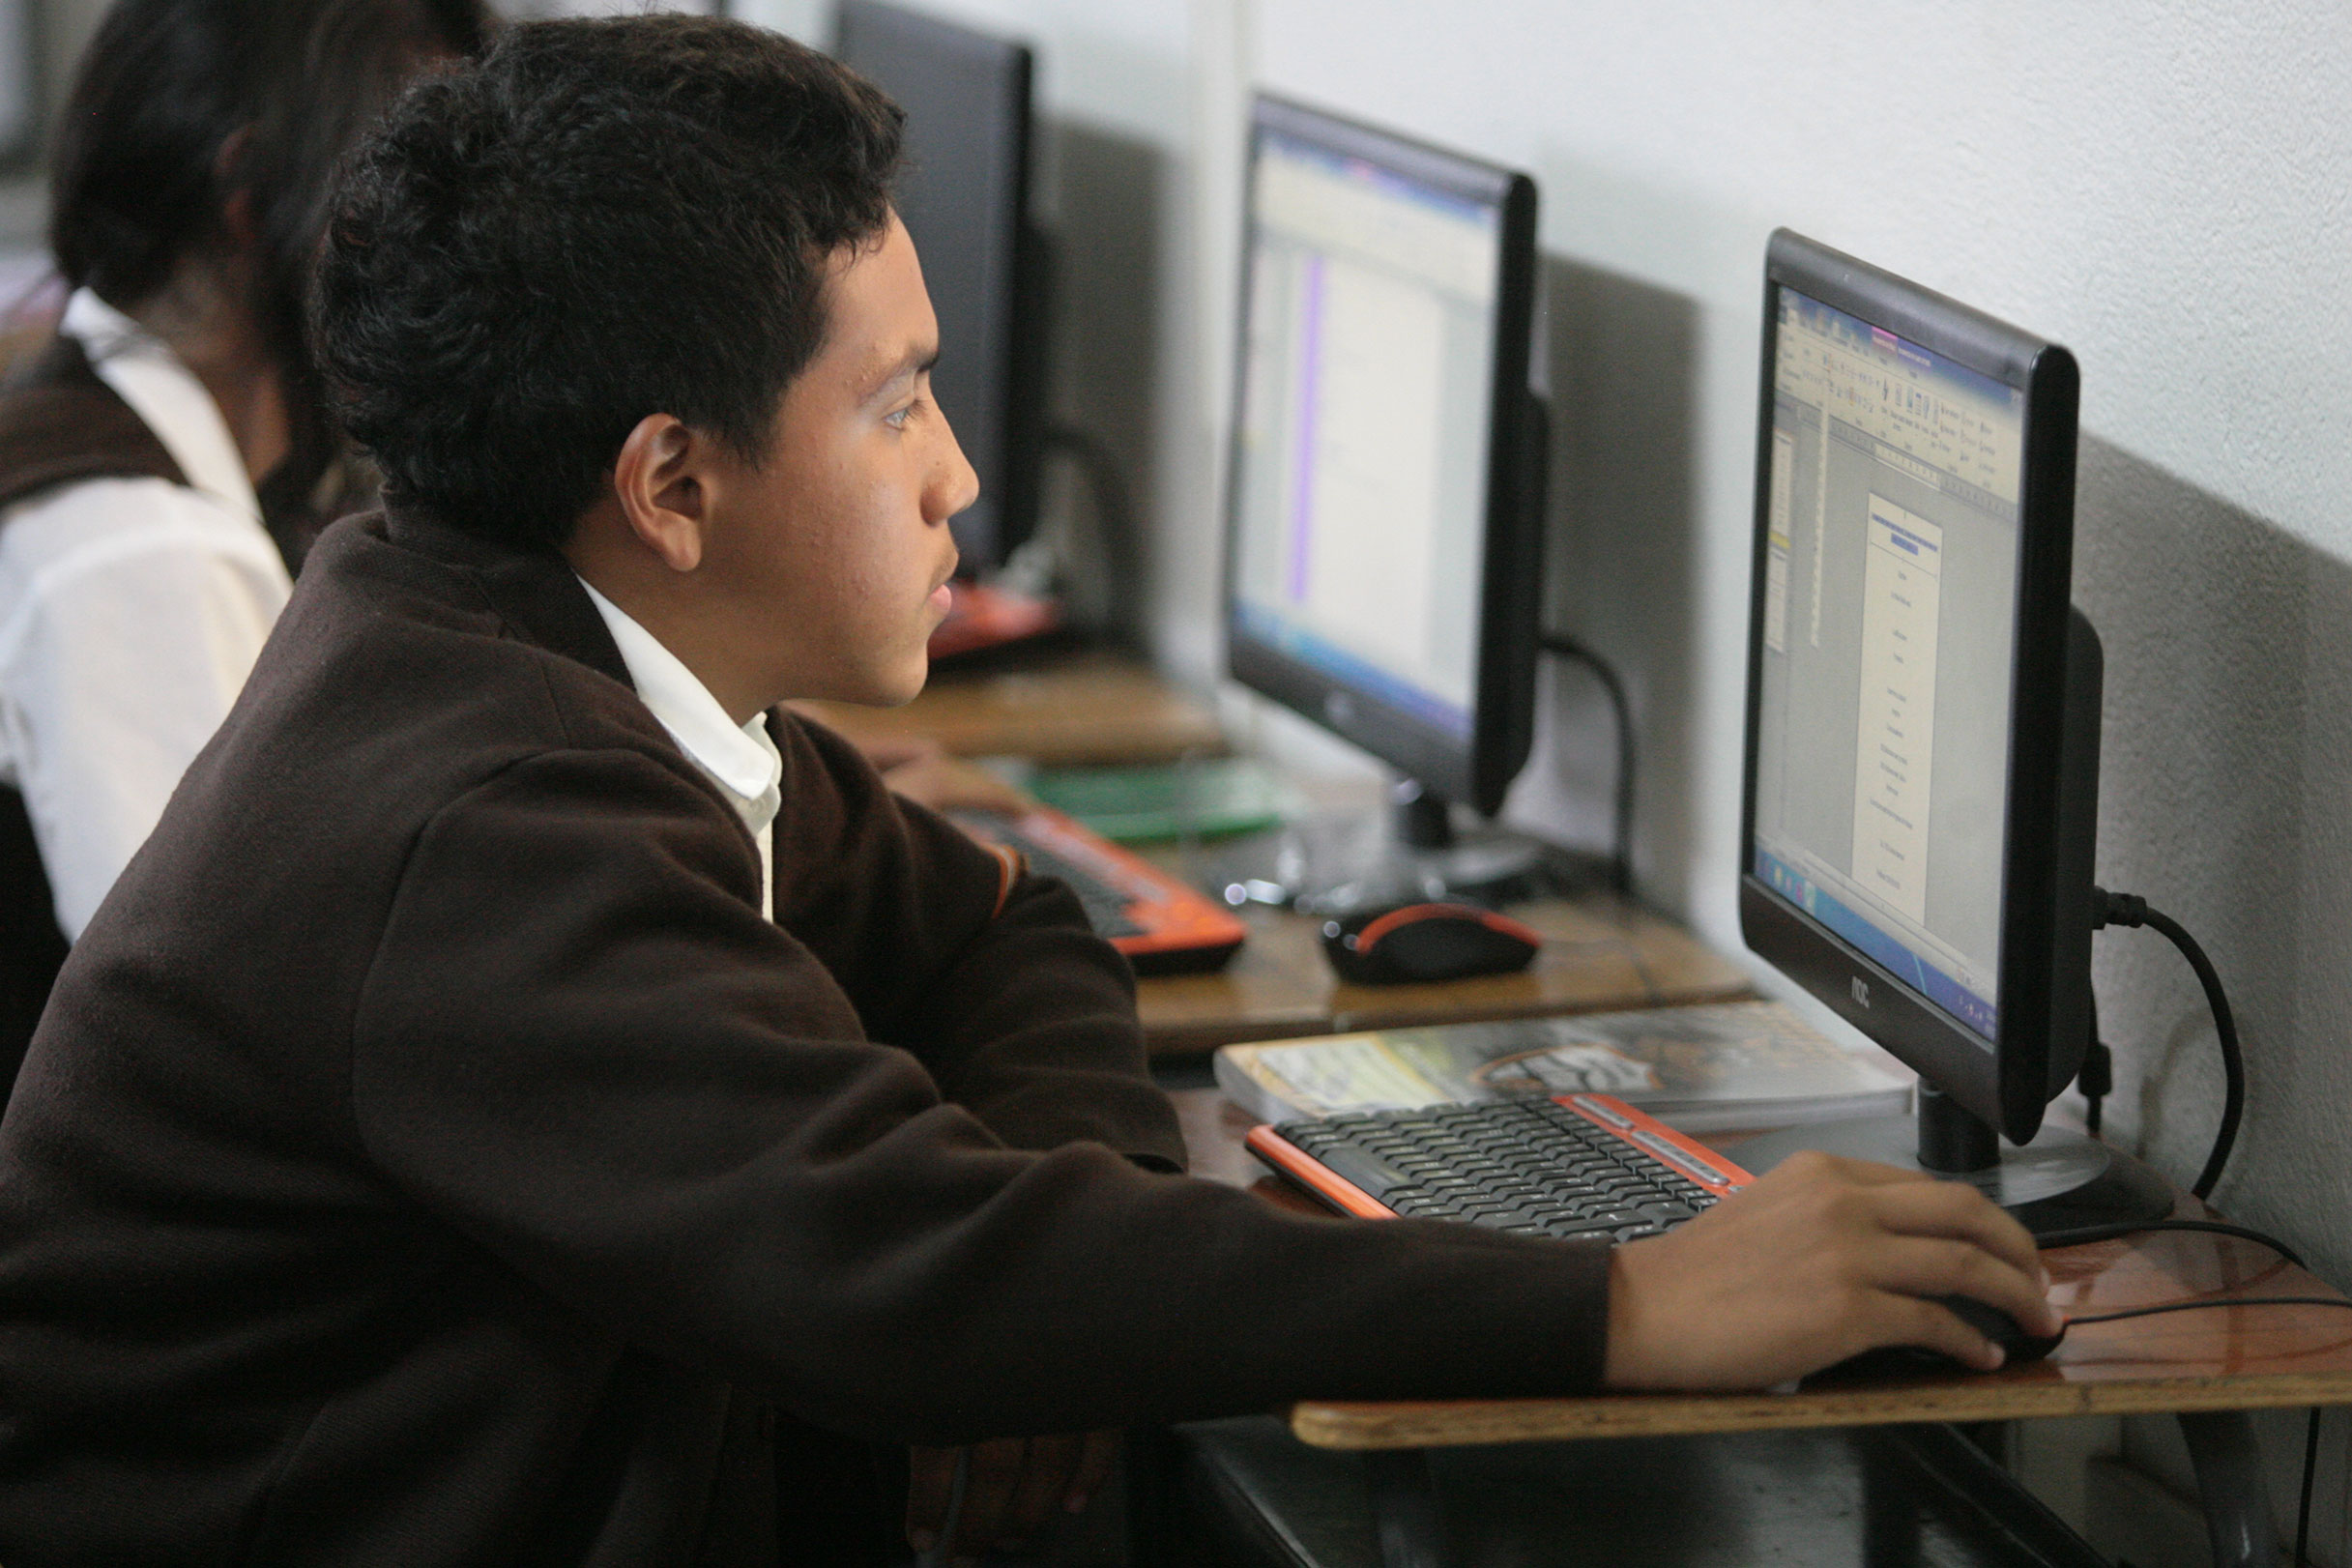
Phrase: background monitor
[
  {"left": 1222, "top": 96, "right": 1543, "bottom": 837},
  {"left": 834, "top": 0, "right": 1047, "bottom": 573},
  {"left": 1737, "top": 230, "right": 2164, "bottom": 1229}
]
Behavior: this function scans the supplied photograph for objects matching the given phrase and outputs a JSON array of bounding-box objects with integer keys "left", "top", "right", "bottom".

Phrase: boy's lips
[
  {"left": 916, "top": 552, "right": 954, "bottom": 620},
  {"left": 926, "top": 555, "right": 960, "bottom": 618}
]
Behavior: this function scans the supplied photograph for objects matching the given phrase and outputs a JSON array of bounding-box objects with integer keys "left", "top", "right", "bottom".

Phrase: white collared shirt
[
  {"left": 0, "top": 288, "right": 293, "bottom": 939},
  {"left": 577, "top": 578, "right": 783, "bottom": 919}
]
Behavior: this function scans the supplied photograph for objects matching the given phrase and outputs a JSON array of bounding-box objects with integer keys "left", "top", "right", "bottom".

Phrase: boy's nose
[{"left": 936, "top": 438, "right": 980, "bottom": 524}]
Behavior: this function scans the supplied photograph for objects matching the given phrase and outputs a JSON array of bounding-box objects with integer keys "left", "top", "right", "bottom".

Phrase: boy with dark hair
[{"left": 0, "top": 16, "right": 2055, "bottom": 1564}]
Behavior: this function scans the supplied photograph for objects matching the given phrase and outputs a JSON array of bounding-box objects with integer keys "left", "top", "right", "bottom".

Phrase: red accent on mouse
[{"left": 1319, "top": 902, "right": 1543, "bottom": 985}]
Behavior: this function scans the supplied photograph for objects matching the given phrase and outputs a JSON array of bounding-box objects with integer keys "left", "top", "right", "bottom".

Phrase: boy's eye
[{"left": 885, "top": 396, "right": 923, "bottom": 431}]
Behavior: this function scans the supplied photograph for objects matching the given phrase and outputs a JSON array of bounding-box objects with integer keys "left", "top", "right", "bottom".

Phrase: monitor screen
[
  {"left": 1737, "top": 237, "right": 2167, "bottom": 1203},
  {"left": 1749, "top": 290, "right": 2029, "bottom": 1044},
  {"left": 834, "top": 1, "right": 1037, "bottom": 570},
  {"left": 1231, "top": 130, "right": 1500, "bottom": 741},
  {"left": 1224, "top": 99, "right": 1538, "bottom": 815}
]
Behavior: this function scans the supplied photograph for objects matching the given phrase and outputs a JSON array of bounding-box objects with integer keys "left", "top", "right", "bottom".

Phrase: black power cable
[
  {"left": 2037, "top": 1218, "right": 2306, "bottom": 1270},
  {"left": 2079, "top": 994, "right": 2112, "bottom": 1138},
  {"left": 2093, "top": 889, "right": 2243, "bottom": 1201},
  {"left": 1537, "top": 634, "right": 1634, "bottom": 895},
  {"left": 2297, "top": 1406, "right": 2321, "bottom": 1568},
  {"left": 2068, "top": 1293, "right": 2352, "bottom": 1327}
]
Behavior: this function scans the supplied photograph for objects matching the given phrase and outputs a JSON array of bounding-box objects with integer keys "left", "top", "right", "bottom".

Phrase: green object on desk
[{"left": 1026, "top": 758, "right": 1293, "bottom": 843}]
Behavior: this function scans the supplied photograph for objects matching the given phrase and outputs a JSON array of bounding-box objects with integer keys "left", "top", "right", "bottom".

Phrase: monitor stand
[
  {"left": 1731, "top": 1086, "right": 2172, "bottom": 1240},
  {"left": 1291, "top": 780, "right": 1552, "bottom": 915}
]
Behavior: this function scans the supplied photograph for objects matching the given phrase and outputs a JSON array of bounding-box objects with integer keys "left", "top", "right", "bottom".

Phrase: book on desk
[{"left": 1215, "top": 999, "right": 1912, "bottom": 1134}]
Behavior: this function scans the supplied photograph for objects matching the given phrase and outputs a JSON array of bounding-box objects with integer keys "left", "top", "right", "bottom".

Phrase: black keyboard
[
  {"left": 1267, "top": 1098, "right": 1733, "bottom": 1243},
  {"left": 999, "top": 833, "right": 1145, "bottom": 938}
]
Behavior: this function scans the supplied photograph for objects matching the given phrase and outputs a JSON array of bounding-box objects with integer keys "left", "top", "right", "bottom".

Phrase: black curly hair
[{"left": 313, "top": 15, "right": 906, "bottom": 553}]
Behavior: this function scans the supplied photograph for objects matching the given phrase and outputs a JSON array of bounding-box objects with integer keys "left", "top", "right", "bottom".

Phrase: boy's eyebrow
[{"left": 861, "top": 342, "right": 941, "bottom": 401}]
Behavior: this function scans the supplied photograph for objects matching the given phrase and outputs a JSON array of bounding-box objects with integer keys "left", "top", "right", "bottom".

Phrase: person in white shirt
[
  {"left": 0, "top": 290, "right": 295, "bottom": 943},
  {"left": 0, "top": 0, "right": 491, "bottom": 1090}
]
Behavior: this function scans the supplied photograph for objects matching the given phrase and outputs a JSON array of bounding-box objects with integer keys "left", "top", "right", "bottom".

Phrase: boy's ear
[{"left": 611, "top": 413, "right": 709, "bottom": 573}]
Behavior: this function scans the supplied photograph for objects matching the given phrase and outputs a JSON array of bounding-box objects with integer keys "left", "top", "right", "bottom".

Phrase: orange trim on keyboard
[
  {"left": 1552, "top": 1094, "right": 1755, "bottom": 1197},
  {"left": 959, "top": 804, "right": 1248, "bottom": 964},
  {"left": 1243, "top": 1124, "right": 1399, "bottom": 1219}
]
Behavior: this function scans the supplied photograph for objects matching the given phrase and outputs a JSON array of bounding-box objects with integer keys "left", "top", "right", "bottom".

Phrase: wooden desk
[
  {"left": 1137, "top": 890, "right": 1751, "bottom": 1057},
  {"left": 1287, "top": 1202, "right": 2352, "bottom": 1449},
  {"left": 1169, "top": 1088, "right": 2347, "bottom": 1567},
  {"left": 858, "top": 752, "right": 1753, "bottom": 1060},
  {"left": 799, "top": 652, "right": 1224, "bottom": 766}
]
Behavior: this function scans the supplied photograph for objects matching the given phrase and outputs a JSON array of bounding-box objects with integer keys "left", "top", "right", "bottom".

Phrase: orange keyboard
[
  {"left": 1247, "top": 1093, "right": 1751, "bottom": 1241},
  {"left": 950, "top": 804, "right": 1248, "bottom": 976}
]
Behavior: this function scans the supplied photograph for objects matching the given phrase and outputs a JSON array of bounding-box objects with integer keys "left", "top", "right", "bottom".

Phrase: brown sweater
[{"left": 0, "top": 507, "right": 1612, "bottom": 1564}]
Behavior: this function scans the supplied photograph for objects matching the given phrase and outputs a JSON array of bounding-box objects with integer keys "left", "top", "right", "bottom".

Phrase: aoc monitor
[
  {"left": 834, "top": 0, "right": 1047, "bottom": 572},
  {"left": 1222, "top": 96, "right": 1543, "bottom": 838},
  {"left": 1737, "top": 230, "right": 2164, "bottom": 1229}
]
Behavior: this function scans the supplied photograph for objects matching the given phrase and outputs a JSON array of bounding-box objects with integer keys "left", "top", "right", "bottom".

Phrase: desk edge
[{"left": 1287, "top": 1371, "right": 2352, "bottom": 1449}]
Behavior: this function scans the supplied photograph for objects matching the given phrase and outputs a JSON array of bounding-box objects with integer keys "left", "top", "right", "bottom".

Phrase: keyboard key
[
  {"left": 1308, "top": 1146, "right": 1405, "bottom": 1199},
  {"left": 1544, "top": 1218, "right": 1620, "bottom": 1238}
]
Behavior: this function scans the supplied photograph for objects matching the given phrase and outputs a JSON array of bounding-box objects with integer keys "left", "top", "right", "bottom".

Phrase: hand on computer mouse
[{"left": 1600, "top": 1149, "right": 2059, "bottom": 1390}]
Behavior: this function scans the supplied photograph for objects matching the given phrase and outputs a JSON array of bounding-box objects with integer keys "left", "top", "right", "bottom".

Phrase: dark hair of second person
[
  {"left": 49, "top": 0, "right": 494, "bottom": 554},
  {"left": 313, "top": 15, "right": 905, "bottom": 553}
]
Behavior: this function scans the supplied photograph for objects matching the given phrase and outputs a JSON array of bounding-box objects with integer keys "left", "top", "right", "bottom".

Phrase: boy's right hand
[{"left": 1603, "top": 1149, "right": 2059, "bottom": 1389}]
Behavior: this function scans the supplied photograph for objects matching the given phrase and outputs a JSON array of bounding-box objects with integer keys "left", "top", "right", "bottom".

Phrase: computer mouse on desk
[
  {"left": 1810, "top": 1294, "right": 2065, "bottom": 1382},
  {"left": 1320, "top": 902, "right": 1542, "bottom": 985}
]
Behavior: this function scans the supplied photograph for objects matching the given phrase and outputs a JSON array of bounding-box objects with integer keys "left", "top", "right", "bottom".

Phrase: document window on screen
[
  {"left": 1229, "top": 132, "right": 1501, "bottom": 740},
  {"left": 1752, "top": 291, "right": 2027, "bottom": 1042}
]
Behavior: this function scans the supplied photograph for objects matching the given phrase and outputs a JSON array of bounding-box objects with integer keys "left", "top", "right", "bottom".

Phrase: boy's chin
[
  {"left": 849, "top": 654, "right": 931, "bottom": 710},
  {"left": 786, "top": 643, "right": 931, "bottom": 710}
]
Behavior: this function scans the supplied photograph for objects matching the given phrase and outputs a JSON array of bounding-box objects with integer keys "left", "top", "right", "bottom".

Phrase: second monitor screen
[
  {"left": 1751, "top": 290, "right": 2027, "bottom": 1043},
  {"left": 1228, "top": 128, "right": 1503, "bottom": 742}
]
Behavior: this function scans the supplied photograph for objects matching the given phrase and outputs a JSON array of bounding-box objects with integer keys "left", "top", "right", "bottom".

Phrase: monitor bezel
[
  {"left": 833, "top": 0, "right": 1043, "bottom": 573},
  {"left": 1222, "top": 94, "right": 1541, "bottom": 817},
  {"left": 1738, "top": 228, "right": 2081, "bottom": 1144}
]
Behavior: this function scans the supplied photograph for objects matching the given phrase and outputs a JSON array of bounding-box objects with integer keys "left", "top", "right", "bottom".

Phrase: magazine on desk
[{"left": 1214, "top": 1001, "right": 1913, "bottom": 1134}]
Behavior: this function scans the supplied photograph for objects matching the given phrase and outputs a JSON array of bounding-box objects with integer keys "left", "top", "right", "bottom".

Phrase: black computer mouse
[
  {"left": 1320, "top": 902, "right": 1543, "bottom": 985},
  {"left": 1810, "top": 1294, "right": 2066, "bottom": 1382},
  {"left": 1943, "top": 1292, "right": 2066, "bottom": 1363}
]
